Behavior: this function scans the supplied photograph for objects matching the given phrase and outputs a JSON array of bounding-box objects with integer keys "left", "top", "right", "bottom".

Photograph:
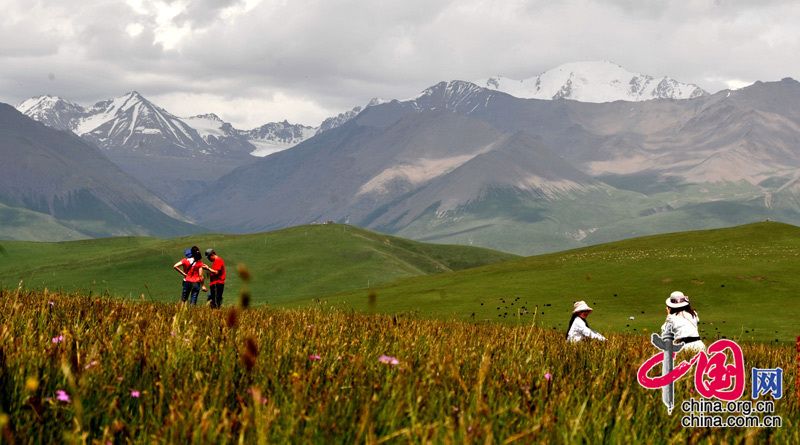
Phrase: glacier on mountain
[{"left": 478, "top": 61, "right": 707, "bottom": 102}]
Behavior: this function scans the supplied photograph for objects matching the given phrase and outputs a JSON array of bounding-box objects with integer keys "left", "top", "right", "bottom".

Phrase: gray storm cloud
[{"left": 2, "top": 0, "right": 800, "bottom": 127}]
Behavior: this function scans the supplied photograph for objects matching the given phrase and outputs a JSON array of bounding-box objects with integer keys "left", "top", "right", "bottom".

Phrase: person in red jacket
[
  {"left": 203, "top": 248, "right": 226, "bottom": 308},
  {"left": 173, "top": 246, "right": 205, "bottom": 305}
]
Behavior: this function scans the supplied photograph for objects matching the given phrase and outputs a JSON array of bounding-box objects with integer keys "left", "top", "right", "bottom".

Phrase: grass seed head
[
  {"left": 239, "top": 291, "right": 251, "bottom": 309},
  {"left": 226, "top": 307, "right": 239, "bottom": 328},
  {"left": 236, "top": 263, "right": 251, "bottom": 282},
  {"left": 242, "top": 337, "right": 259, "bottom": 371}
]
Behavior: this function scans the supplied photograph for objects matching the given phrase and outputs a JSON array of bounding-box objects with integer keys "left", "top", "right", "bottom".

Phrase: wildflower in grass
[
  {"left": 51, "top": 335, "right": 64, "bottom": 344},
  {"left": 55, "top": 390, "right": 70, "bottom": 403},
  {"left": 48, "top": 301, "right": 54, "bottom": 307},
  {"left": 84, "top": 360, "right": 99, "bottom": 370},
  {"left": 378, "top": 355, "right": 399, "bottom": 366},
  {"left": 309, "top": 354, "right": 321, "bottom": 361},
  {"left": 545, "top": 372, "right": 552, "bottom": 381},
  {"left": 25, "top": 377, "right": 39, "bottom": 392},
  {"left": 130, "top": 390, "right": 141, "bottom": 398}
]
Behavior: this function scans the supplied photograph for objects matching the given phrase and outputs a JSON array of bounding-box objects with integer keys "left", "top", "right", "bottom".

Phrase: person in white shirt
[
  {"left": 566, "top": 300, "right": 607, "bottom": 343},
  {"left": 661, "top": 291, "right": 705, "bottom": 353}
]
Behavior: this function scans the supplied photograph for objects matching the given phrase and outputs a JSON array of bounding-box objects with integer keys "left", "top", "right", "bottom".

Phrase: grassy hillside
[
  {"left": 0, "top": 202, "right": 88, "bottom": 241},
  {"left": 0, "top": 224, "right": 515, "bottom": 304},
  {"left": 310, "top": 222, "right": 800, "bottom": 342},
  {"left": 0, "top": 290, "right": 795, "bottom": 443}
]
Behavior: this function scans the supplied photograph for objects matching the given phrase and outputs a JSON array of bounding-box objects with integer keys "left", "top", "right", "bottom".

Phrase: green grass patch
[
  {"left": 315, "top": 222, "right": 800, "bottom": 342},
  {"left": 0, "top": 224, "right": 515, "bottom": 305}
]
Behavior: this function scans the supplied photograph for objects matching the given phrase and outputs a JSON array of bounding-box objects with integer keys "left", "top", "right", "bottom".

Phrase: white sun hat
[
  {"left": 666, "top": 291, "right": 690, "bottom": 308},
  {"left": 572, "top": 300, "right": 593, "bottom": 313}
]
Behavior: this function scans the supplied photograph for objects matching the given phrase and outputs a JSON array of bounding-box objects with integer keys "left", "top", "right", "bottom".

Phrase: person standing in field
[
  {"left": 661, "top": 291, "right": 705, "bottom": 352},
  {"left": 566, "top": 300, "right": 607, "bottom": 342},
  {"left": 173, "top": 247, "right": 194, "bottom": 303},
  {"left": 202, "top": 248, "right": 226, "bottom": 309},
  {"left": 172, "top": 246, "right": 206, "bottom": 305}
]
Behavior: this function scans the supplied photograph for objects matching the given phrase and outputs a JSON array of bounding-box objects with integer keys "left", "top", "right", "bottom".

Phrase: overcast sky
[{"left": 2, "top": 0, "right": 800, "bottom": 128}]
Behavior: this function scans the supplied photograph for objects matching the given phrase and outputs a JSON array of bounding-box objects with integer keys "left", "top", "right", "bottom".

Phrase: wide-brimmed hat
[
  {"left": 572, "top": 300, "right": 593, "bottom": 313},
  {"left": 666, "top": 291, "right": 690, "bottom": 308}
]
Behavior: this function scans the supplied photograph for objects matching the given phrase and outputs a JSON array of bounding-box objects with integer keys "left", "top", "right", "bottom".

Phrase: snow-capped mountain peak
[
  {"left": 478, "top": 61, "right": 707, "bottom": 103},
  {"left": 15, "top": 95, "right": 85, "bottom": 131},
  {"left": 316, "top": 98, "right": 388, "bottom": 134},
  {"left": 17, "top": 95, "right": 75, "bottom": 114},
  {"left": 247, "top": 120, "right": 317, "bottom": 157},
  {"left": 183, "top": 113, "right": 231, "bottom": 139},
  {"left": 15, "top": 92, "right": 317, "bottom": 158},
  {"left": 72, "top": 91, "right": 210, "bottom": 155},
  {"left": 413, "top": 80, "right": 490, "bottom": 112}
]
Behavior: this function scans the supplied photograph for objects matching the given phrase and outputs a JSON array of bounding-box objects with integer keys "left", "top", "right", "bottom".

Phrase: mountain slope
[
  {"left": 186, "top": 107, "right": 589, "bottom": 233},
  {"left": 0, "top": 223, "right": 517, "bottom": 303},
  {"left": 0, "top": 202, "right": 87, "bottom": 241},
  {"left": 0, "top": 103, "right": 200, "bottom": 239},
  {"left": 479, "top": 61, "right": 707, "bottom": 102}
]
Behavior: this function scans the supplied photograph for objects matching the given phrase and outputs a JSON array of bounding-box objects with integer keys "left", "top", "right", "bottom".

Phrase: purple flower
[
  {"left": 51, "top": 335, "right": 64, "bottom": 344},
  {"left": 55, "top": 390, "right": 70, "bottom": 403},
  {"left": 378, "top": 355, "right": 399, "bottom": 366},
  {"left": 130, "top": 390, "right": 141, "bottom": 398},
  {"left": 308, "top": 354, "right": 321, "bottom": 361},
  {"left": 544, "top": 372, "right": 552, "bottom": 381}
]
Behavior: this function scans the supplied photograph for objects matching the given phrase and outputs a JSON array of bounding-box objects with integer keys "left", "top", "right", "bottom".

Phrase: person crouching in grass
[
  {"left": 566, "top": 300, "right": 607, "bottom": 342},
  {"left": 202, "top": 248, "right": 226, "bottom": 309},
  {"left": 662, "top": 291, "right": 705, "bottom": 353}
]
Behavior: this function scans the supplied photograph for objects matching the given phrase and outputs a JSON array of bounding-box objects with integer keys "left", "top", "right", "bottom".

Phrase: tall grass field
[{"left": 0, "top": 290, "right": 796, "bottom": 443}]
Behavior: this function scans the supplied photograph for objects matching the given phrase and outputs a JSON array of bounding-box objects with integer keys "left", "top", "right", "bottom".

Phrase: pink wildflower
[
  {"left": 84, "top": 360, "right": 99, "bottom": 370},
  {"left": 544, "top": 372, "right": 552, "bottom": 381},
  {"left": 51, "top": 335, "right": 64, "bottom": 344},
  {"left": 48, "top": 301, "right": 55, "bottom": 307},
  {"left": 378, "top": 355, "right": 399, "bottom": 366},
  {"left": 308, "top": 354, "right": 321, "bottom": 361},
  {"left": 55, "top": 390, "right": 70, "bottom": 403},
  {"left": 130, "top": 390, "right": 141, "bottom": 398}
]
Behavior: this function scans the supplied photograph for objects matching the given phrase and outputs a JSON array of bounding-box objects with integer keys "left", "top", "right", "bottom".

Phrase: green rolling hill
[
  {"left": 305, "top": 222, "right": 800, "bottom": 342},
  {"left": 0, "top": 224, "right": 515, "bottom": 304},
  {"left": 2, "top": 222, "right": 797, "bottom": 342}
]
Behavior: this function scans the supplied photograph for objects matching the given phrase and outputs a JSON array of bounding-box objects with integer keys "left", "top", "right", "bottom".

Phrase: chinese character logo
[
  {"left": 637, "top": 335, "right": 746, "bottom": 414},
  {"left": 752, "top": 368, "right": 783, "bottom": 399}
]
